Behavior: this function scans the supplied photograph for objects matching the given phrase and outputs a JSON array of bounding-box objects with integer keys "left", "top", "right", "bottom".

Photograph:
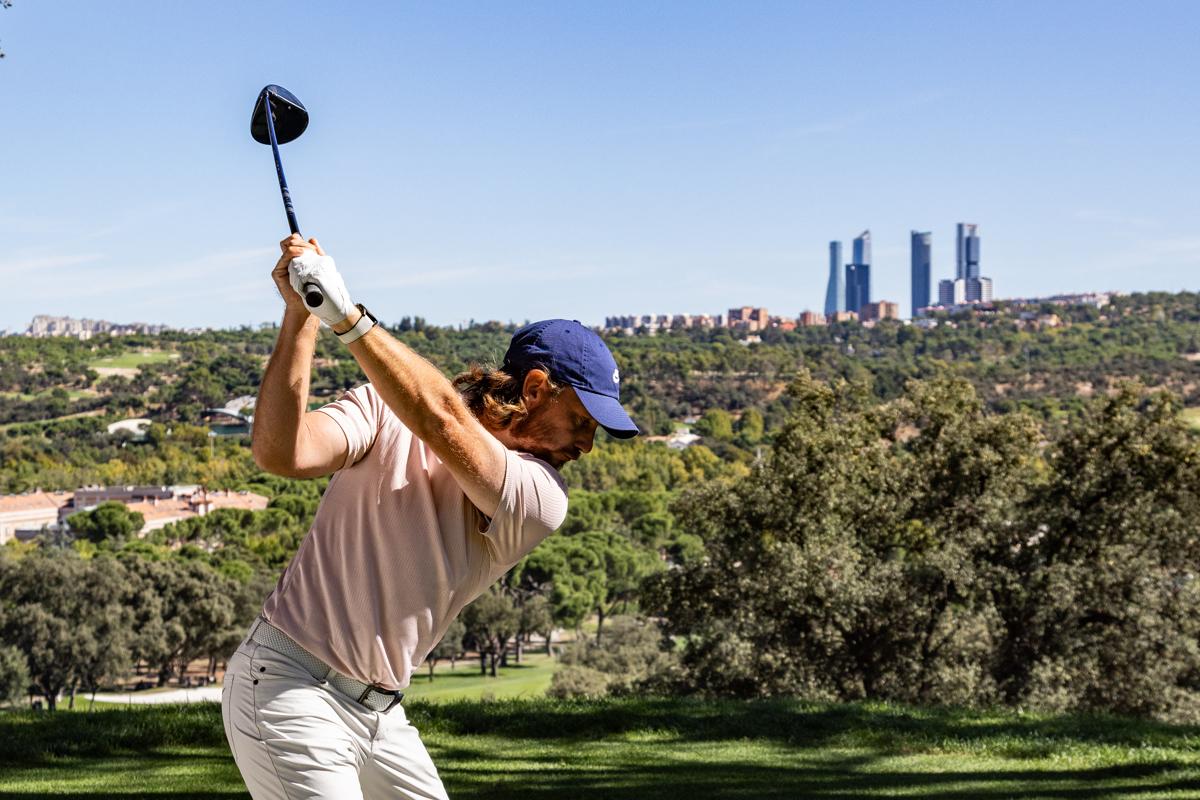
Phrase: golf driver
[{"left": 251, "top": 84, "right": 324, "bottom": 309}]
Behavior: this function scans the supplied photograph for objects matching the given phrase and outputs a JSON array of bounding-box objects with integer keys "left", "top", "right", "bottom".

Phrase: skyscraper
[
  {"left": 957, "top": 223, "right": 980, "bottom": 280},
  {"left": 966, "top": 277, "right": 993, "bottom": 303},
  {"left": 824, "top": 241, "right": 844, "bottom": 317},
  {"left": 852, "top": 229, "right": 871, "bottom": 267},
  {"left": 910, "top": 231, "right": 931, "bottom": 317},
  {"left": 938, "top": 279, "right": 957, "bottom": 306},
  {"left": 845, "top": 230, "right": 871, "bottom": 312}
]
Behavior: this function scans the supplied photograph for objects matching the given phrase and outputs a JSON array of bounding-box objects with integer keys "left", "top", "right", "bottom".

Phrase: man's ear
[{"left": 521, "top": 369, "right": 553, "bottom": 409}]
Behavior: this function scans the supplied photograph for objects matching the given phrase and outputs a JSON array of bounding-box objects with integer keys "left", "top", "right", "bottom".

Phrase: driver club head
[{"left": 251, "top": 85, "right": 309, "bottom": 144}]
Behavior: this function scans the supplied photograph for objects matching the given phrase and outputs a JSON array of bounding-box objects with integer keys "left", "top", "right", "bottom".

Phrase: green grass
[
  {"left": 404, "top": 652, "right": 557, "bottom": 702},
  {"left": 89, "top": 350, "right": 177, "bottom": 370},
  {"left": 1183, "top": 407, "right": 1200, "bottom": 431},
  {"left": 2, "top": 699, "right": 1200, "bottom": 798}
]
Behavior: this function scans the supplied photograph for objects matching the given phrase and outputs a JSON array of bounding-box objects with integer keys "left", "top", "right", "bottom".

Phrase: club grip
[{"left": 303, "top": 283, "right": 324, "bottom": 309}]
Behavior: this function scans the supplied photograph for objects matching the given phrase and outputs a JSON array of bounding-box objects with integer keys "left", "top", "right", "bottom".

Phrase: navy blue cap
[{"left": 503, "top": 319, "right": 639, "bottom": 439}]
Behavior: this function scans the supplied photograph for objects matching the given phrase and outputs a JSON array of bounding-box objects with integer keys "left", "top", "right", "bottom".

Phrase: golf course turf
[{"left": 2, "top": 698, "right": 1199, "bottom": 798}]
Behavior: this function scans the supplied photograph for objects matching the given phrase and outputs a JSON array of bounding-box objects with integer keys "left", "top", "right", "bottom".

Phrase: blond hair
[{"left": 452, "top": 364, "right": 564, "bottom": 431}]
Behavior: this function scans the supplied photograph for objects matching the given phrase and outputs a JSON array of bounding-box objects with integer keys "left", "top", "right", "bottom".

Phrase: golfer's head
[{"left": 505, "top": 320, "right": 638, "bottom": 437}]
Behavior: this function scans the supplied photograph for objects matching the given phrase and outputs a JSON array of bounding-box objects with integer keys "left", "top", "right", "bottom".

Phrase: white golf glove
[{"left": 288, "top": 252, "right": 356, "bottom": 327}]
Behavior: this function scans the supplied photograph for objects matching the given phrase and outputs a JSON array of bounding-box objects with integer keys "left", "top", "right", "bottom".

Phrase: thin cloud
[{"left": 0, "top": 253, "right": 104, "bottom": 277}]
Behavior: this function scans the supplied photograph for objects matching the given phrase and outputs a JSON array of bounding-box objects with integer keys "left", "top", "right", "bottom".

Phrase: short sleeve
[
  {"left": 314, "top": 383, "right": 388, "bottom": 470},
  {"left": 480, "top": 450, "right": 569, "bottom": 566}
]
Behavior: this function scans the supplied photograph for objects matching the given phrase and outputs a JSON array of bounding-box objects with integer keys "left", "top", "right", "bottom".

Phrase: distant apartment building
[
  {"left": 860, "top": 301, "right": 901, "bottom": 322},
  {"left": 0, "top": 490, "right": 74, "bottom": 544},
  {"left": 727, "top": 307, "right": 769, "bottom": 332},
  {"left": 828, "top": 310, "right": 859, "bottom": 323},
  {"left": 126, "top": 488, "right": 270, "bottom": 533},
  {"left": 0, "top": 484, "right": 272, "bottom": 542},
  {"left": 604, "top": 314, "right": 723, "bottom": 332},
  {"left": 798, "top": 310, "right": 826, "bottom": 327},
  {"left": 27, "top": 315, "right": 168, "bottom": 339},
  {"left": 911, "top": 231, "right": 932, "bottom": 316},
  {"left": 824, "top": 241, "right": 844, "bottom": 317}
]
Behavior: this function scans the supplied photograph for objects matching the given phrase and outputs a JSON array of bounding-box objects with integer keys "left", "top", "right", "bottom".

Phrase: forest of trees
[{"left": 2, "top": 291, "right": 1200, "bottom": 719}]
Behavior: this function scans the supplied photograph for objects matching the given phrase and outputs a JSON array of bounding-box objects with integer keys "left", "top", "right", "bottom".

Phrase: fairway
[
  {"left": 89, "top": 350, "right": 178, "bottom": 370},
  {"left": 1184, "top": 407, "right": 1200, "bottom": 430},
  {"left": 3, "top": 699, "right": 1200, "bottom": 799},
  {"left": 403, "top": 652, "right": 557, "bottom": 702}
]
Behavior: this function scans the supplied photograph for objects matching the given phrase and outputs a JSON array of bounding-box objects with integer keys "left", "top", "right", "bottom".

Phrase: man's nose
[{"left": 578, "top": 428, "right": 596, "bottom": 454}]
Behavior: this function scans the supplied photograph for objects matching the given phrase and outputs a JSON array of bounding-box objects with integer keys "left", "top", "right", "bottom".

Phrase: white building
[{"left": 0, "top": 491, "right": 74, "bottom": 544}]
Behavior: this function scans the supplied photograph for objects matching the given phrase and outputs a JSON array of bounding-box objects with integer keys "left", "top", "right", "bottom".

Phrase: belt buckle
[{"left": 357, "top": 685, "right": 404, "bottom": 713}]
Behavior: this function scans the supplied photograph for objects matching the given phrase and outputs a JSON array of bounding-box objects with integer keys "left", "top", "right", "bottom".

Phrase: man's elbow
[{"left": 251, "top": 436, "right": 300, "bottom": 478}]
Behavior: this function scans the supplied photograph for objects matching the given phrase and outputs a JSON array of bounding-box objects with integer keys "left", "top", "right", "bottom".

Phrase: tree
[
  {"left": 549, "top": 616, "right": 677, "bottom": 698},
  {"left": 646, "top": 373, "right": 1039, "bottom": 704},
  {"left": 735, "top": 407, "right": 765, "bottom": 446},
  {"left": 516, "top": 595, "right": 553, "bottom": 659},
  {"left": 0, "top": 645, "right": 29, "bottom": 707},
  {"left": 425, "top": 618, "right": 465, "bottom": 681},
  {"left": 692, "top": 409, "right": 733, "bottom": 441},
  {"left": 993, "top": 385, "right": 1200, "bottom": 718},
  {"left": 121, "top": 556, "right": 237, "bottom": 686},
  {"left": 581, "top": 531, "right": 661, "bottom": 643},
  {"left": 67, "top": 501, "right": 145, "bottom": 544},
  {"left": 71, "top": 556, "right": 135, "bottom": 708},
  {"left": 460, "top": 590, "right": 519, "bottom": 678},
  {"left": 514, "top": 535, "right": 606, "bottom": 634},
  {"left": 0, "top": 551, "right": 132, "bottom": 710}
]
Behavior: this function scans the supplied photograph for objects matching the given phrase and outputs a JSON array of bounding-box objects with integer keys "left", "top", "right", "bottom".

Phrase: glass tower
[
  {"left": 910, "top": 230, "right": 932, "bottom": 317},
  {"left": 845, "top": 230, "right": 871, "bottom": 312},
  {"left": 956, "top": 223, "right": 981, "bottom": 280},
  {"left": 852, "top": 230, "right": 871, "bottom": 267},
  {"left": 824, "top": 241, "right": 844, "bottom": 317}
]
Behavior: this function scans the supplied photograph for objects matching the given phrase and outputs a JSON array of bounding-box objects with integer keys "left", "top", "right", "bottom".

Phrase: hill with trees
[{"left": 3, "top": 291, "right": 1200, "bottom": 718}]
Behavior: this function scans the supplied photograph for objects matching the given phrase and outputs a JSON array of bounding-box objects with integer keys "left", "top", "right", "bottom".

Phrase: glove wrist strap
[{"left": 336, "top": 304, "right": 377, "bottom": 345}]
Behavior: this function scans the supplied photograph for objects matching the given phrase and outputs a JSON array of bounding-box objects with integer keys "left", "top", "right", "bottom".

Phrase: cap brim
[{"left": 575, "top": 388, "right": 640, "bottom": 439}]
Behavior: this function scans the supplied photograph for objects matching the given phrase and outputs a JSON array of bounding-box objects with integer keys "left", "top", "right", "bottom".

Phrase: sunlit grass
[
  {"left": 3, "top": 699, "right": 1200, "bottom": 798},
  {"left": 403, "top": 652, "right": 557, "bottom": 702},
  {"left": 89, "top": 350, "right": 177, "bottom": 370}
]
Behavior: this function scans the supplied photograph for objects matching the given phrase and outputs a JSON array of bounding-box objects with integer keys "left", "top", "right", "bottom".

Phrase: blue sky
[{"left": 1, "top": 1, "right": 1198, "bottom": 330}]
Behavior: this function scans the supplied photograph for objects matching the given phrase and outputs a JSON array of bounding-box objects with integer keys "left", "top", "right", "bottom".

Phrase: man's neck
[{"left": 483, "top": 419, "right": 518, "bottom": 452}]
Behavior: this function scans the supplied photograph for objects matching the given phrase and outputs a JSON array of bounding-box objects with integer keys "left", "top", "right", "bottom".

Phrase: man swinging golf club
[{"left": 221, "top": 234, "right": 638, "bottom": 799}]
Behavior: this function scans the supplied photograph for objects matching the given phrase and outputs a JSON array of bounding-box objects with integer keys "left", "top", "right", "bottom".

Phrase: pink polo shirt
[{"left": 260, "top": 383, "right": 568, "bottom": 691}]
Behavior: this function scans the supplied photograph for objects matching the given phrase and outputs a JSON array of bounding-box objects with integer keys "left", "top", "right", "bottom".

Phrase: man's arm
[
  {"left": 278, "top": 234, "right": 509, "bottom": 514},
  {"left": 335, "top": 321, "right": 508, "bottom": 517},
  {"left": 251, "top": 239, "right": 350, "bottom": 479}
]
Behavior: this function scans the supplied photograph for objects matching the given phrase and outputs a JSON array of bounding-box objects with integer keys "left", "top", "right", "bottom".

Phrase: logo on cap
[{"left": 612, "top": 368, "right": 620, "bottom": 385}]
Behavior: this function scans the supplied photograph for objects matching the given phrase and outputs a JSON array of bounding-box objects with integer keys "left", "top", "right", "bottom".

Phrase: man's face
[{"left": 509, "top": 384, "right": 599, "bottom": 469}]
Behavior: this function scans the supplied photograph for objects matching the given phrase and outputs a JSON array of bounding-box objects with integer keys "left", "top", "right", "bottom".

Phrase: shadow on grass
[
  {"left": 436, "top": 755, "right": 1200, "bottom": 800},
  {"left": 409, "top": 696, "right": 1200, "bottom": 752}
]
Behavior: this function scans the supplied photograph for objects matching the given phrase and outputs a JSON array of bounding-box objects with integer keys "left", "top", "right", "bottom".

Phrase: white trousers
[{"left": 222, "top": 638, "right": 449, "bottom": 800}]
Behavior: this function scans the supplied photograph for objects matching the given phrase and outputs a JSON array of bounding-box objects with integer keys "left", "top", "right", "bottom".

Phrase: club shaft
[
  {"left": 264, "top": 92, "right": 322, "bottom": 309},
  {"left": 265, "top": 97, "right": 300, "bottom": 236}
]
